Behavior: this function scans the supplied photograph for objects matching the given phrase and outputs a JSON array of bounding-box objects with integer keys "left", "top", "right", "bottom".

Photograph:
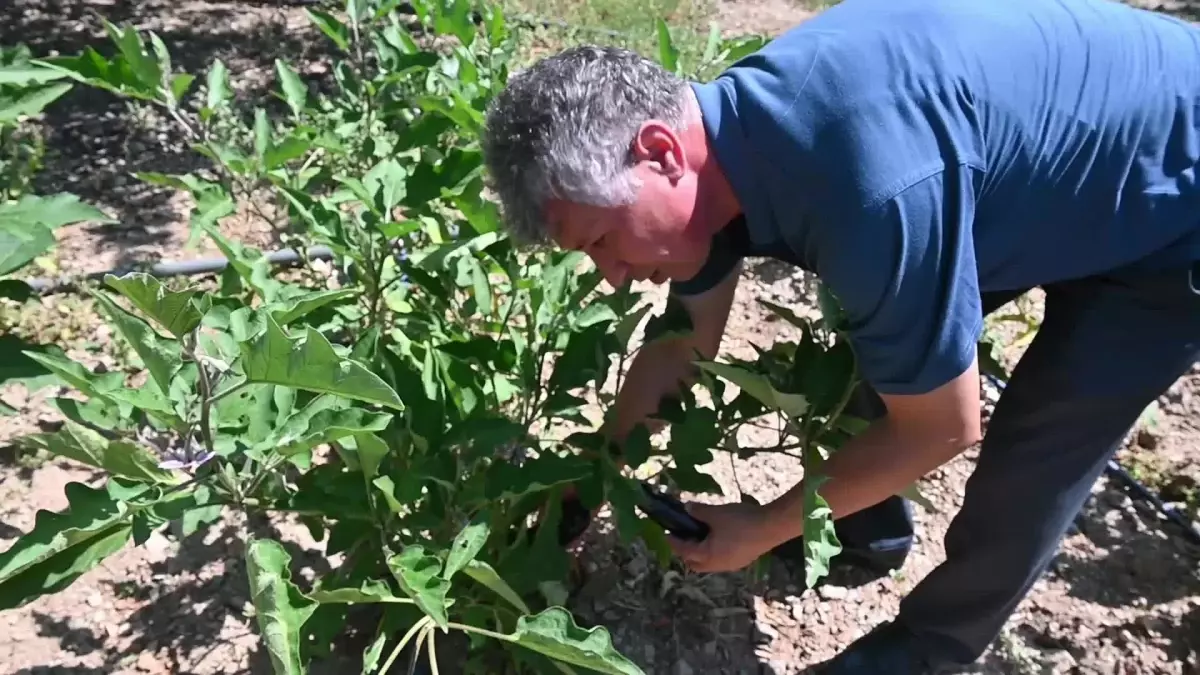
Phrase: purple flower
[
  {"left": 138, "top": 427, "right": 216, "bottom": 473},
  {"left": 158, "top": 450, "right": 216, "bottom": 472}
]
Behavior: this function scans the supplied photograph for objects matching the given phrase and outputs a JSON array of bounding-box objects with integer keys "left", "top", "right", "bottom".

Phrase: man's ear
[{"left": 632, "top": 120, "right": 686, "bottom": 180}]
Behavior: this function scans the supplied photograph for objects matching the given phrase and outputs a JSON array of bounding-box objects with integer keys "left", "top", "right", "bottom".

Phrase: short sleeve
[
  {"left": 816, "top": 165, "right": 983, "bottom": 396},
  {"left": 670, "top": 216, "right": 749, "bottom": 297}
]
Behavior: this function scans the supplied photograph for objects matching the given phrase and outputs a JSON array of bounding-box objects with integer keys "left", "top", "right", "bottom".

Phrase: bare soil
[{"left": 2, "top": 1, "right": 1199, "bottom": 674}]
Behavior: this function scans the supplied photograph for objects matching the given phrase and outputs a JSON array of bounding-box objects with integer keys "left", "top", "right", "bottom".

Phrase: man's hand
[{"left": 666, "top": 500, "right": 783, "bottom": 573}]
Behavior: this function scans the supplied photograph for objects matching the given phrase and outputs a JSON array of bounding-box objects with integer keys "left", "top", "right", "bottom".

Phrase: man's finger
[{"left": 667, "top": 535, "right": 708, "bottom": 566}]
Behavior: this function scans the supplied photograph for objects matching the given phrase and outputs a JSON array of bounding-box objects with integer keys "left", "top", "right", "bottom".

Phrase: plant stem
[
  {"left": 381, "top": 616, "right": 433, "bottom": 675},
  {"left": 185, "top": 330, "right": 218, "bottom": 461},
  {"left": 446, "top": 622, "right": 513, "bottom": 642},
  {"left": 209, "top": 378, "right": 248, "bottom": 406},
  {"left": 427, "top": 630, "right": 441, "bottom": 675}
]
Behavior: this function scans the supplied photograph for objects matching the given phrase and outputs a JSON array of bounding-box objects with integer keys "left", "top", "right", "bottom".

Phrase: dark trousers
[{"left": 842, "top": 263, "right": 1200, "bottom": 666}]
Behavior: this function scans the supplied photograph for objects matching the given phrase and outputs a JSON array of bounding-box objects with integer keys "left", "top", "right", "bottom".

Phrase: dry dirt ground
[{"left": 2, "top": 1, "right": 1200, "bottom": 674}]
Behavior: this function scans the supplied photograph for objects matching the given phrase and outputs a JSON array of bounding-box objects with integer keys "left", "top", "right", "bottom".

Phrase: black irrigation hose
[
  {"left": 982, "top": 373, "right": 1200, "bottom": 546},
  {"left": 22, "top": 245, "right": 335, "bottom": 295}
]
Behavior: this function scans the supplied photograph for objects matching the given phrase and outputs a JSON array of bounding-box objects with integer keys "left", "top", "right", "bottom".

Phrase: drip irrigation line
[
  {"left": 22, "top": 244, "right": 335, "bottom": 295},
  {"left": 982, "top": 372, "right": 1200, "bottom": 546}
]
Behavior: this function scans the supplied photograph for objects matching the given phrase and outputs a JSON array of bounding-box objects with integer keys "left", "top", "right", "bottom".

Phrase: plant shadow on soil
[
  {"left": 0, "top": 0, "right": 343, "bottom": 273},
  {"left": 1044, "top": 489, "right": 1200, "bottom": 661},
  {"left": 5, "top": 510, "right": 372, "bottom": 675}
]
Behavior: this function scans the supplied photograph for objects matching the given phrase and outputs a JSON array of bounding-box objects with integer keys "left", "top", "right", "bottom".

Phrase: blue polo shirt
[{"left": 675, "top": 0, "right": 1200, "bottom": 396}]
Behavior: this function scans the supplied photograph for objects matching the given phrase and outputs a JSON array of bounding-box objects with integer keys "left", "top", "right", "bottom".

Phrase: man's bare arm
[
  {"left": 760, "top": 356, "right": 984, "bottom": 547},
  {"left": 606, "top": 262, "right": 743, "bottom": 444}
]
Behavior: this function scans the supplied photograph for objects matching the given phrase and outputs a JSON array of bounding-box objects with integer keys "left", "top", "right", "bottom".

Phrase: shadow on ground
[
  {"left": 0, "top": 0, "right": 340, "bottom": 272},
  {"left": 1055, "top": 484, "right": 1200, "bottom": 610},
  {"left": 8, "top": 512, "right": 372, "bottom": 674}
]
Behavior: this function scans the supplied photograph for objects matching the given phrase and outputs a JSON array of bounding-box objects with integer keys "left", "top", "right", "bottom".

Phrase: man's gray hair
[{"left": 481, "top": 45, "right": 692, "bottom": 244}]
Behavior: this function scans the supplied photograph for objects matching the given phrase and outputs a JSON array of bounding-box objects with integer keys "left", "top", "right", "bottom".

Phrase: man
[{"left": 480, "top": 0, "right": 1200, "bottom": 671}]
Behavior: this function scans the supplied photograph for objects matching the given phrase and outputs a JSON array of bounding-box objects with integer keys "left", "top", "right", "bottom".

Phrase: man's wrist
[{"left": 759, "top": 490, "right": 806, "bottom": 549}]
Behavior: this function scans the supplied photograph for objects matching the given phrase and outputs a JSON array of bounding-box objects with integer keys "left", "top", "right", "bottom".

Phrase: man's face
[{"left": 545, "top": 119, "right": 713, "bottom": 288}]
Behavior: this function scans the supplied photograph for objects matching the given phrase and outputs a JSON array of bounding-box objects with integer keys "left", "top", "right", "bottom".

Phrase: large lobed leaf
[
  {"left": 245, "top": 538, "right": 319, "bottom": 675},
  {"left": 508, "top": 607, "right": 643, "bottom": 675},
  {"left": 0, "top": 482, "right": 135, "bottom": 610},
  {"left": 387, "top": 546, "right": 451, "bottom": 629},
  {"left": 239, "top": 315, "right": 403, "bottom": 411},
  {"left": 18, "top": 420, "right": 181, "bottom": 485},
  {"left": 695, "top": 361, "right": 809, "bottom": 418},
  {"left": 0, "top": 194, "right": 113, "bottom": 276},
  {"left": 103, "top": 273, "right": 206, "bottom": 338}
]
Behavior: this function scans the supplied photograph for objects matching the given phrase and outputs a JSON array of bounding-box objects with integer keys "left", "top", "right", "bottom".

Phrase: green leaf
[
  {"left": 169, "top": 73, "right": 194, "bottom": 103},
  {"left": 802, "top": 479, "right": 842, "bottom": 589},
  {"left": 0, "top": 334, "right": 66, "bottom": 393},
  {"left": 205, "top": 59, "right": 230, "bottom": 110},
  {"left": 305, "top": 9, "right": 351, "bottom": 51},
  {"left": 309, "top": 579, "right": 408, "bottom": 604},
  {"left": 265, "top": 288, "right": 358, "bottom": 326},
  {"left": 256, "top": 397, "right": 392, "bottom": 457},
  {"left": 462, "top": 560, "right": 529, "bottom": 614},
  {"left": 470, "top": 257, "right": 492, "bottom": 316},
  {"left": 0, "top": 64, "right": 71, "bottom": 85},
  {"left": 240, "top": 315, "right": 404, "bottom": 410},
  {"left": 485, "top": 454, "right": 592, "bottom": 501},
  {"left": 103, "top": 20, "right": 162, "bottom": 91},
  {"left": 360, "top": 432, "right": 393, "bottom": 480},
  {"left": 573, "top": 302, "right": 618, "bottom": 330},
  {"left": 443, "top": 517, "right": 489, "bottom": 581},
  {"left": 0, "top": 222, "right": 53, "bottom": 278},
  {"left": 756, "top": 298, "right": 810, "bottom": 330},
  {"left": 695, "top": 361, "right": 809, "bottom": 418},
  {"left": 254, "top": 107, "right": 271, "bottom": 158},
  {"left": 0, "top": 194, "right": 113, "bottom": 275},
  {"left": 245, "top": 538, "right": 319, "bottom": 675},
  {"left": 21, "top": 350, "right": 125, "bottom": 401},
  {"left": 91, "top": 291, "right": 182, "bottom": 395},
  {"left": 655, "top": 19, "right": 680, "bottom": 74},
  {"left": 899, "top": 482, "right": 938, "bottom": 514},
  {"left": 274, "top": 59, "right": 307, "bottom": 117},
  {"left": 508, "top": 607, "right": 643, "bottom": 675},
  {"left": 103, "top": 273, "right": 204, "bottom": 338},
  {"left": 387, "top": 546, "right": 451, "bottom": 629},
  {"left": 19, "top": 421, "right": 180, "bottom": 484},
  {"left": 0, "top": 82, "right": 72, "bottom": 124},
  {"left": 364, "top": 158, "right": 407, "bottom": 212},
  {"left": 0, "top": 482, "right": 135, "bottom": 610},
  {"left": 0, "top": 191, "right": 114, "bottom": 229}
]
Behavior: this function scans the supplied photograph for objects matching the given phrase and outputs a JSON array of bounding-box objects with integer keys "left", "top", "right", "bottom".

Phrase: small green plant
[{"left": 0, "top": 3, "right": 915, "bottom": 673}]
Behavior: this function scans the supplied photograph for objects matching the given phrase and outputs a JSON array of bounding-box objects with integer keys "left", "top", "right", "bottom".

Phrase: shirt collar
[{"left": 689, "top": 78, "right": 778, "bottom": 247}]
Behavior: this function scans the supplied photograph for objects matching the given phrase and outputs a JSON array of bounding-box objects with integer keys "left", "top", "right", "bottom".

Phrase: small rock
[
  {"left": 673, "top": 659, "right": 694, "bottom": 675},
  {"left": 86, "top": 592, "right": 103, "bottom": 607},
  {"left": 818, "top": 584, "right": 849, "bottom": 601},
  {"left": 1135, "top": 428, "right": 1159, "bottom": 449},
  {"left": 643, "top": 644, "right": 655, "bottom": 663}
]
